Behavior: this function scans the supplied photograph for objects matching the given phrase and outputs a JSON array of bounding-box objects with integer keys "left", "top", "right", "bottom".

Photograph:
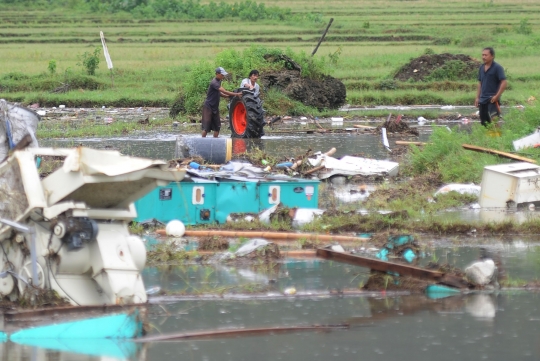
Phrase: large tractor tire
[{"left": 229, "top": 90, "right": 265, "bottom": 138}]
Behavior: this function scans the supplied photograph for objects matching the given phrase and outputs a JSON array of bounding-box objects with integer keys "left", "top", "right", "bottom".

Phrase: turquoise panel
[
  {"left": 0, "top": 332, "right": 6, "bottom": 342},
  {"left": 10, "top": 312, "right": 143, "bottom": 340},
  {"left": 215, "top": 182, "right": 259, "bottom": 224},
  {"left": 135, "top": 181, "right": 217, "bottom": 225},
  {"left": 135, "top": 179, "right": 319, "bottom": 225},
  {"left": 259, "top": 181, "right": 319, "bottom": 210}
]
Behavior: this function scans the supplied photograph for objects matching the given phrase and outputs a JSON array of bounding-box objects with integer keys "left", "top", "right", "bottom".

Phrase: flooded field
[
  {"left": 39, "top": 129, "right": 432, "bottom": 161},
  {"left": 18, "top": 120, "right": 538, "bottom": 360},
  {"left": 4, "top": 240, "right": 539, "bottom": 360}
]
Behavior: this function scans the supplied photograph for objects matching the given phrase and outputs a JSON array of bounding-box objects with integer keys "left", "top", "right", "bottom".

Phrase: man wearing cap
[{"left": 202, "top": 67, "right": 242, "bottom": 137}]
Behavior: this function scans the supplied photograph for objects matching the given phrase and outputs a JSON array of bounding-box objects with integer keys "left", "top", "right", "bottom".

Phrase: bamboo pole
[
  {"left": 303, "top": 165, "right": 325, "bottom": 175},
  {"left": 353, "top": 125, "right": 377, "bottom": 130},
  {"left": 156, "top": 229, "right": 369, "bottom": 242},
  {"left": 462, "top": 144, "right": 537, "bottom": 164}
]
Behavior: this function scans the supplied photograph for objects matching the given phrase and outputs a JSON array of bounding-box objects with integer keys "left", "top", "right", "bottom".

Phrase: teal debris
[
  {"left": 402, "top": 248, "right": 416, "bottom": 263},
  {"left": 376, "top": 248, "right": 389, "bottom": 261},
  {"left": 14, "top": 339, "right": 139, "bottom": 359},
  {"left": 10, "top": 311, "right": 143, "bottom": 341},
  {"left": 425, "top": 284, "right": 461, "bottom": 299},
  {"left": 386, "top": 235, "right": 414, "bottom": 249},
  {"left": 375, "top": 235, "right": 419, "bottom": 263}
]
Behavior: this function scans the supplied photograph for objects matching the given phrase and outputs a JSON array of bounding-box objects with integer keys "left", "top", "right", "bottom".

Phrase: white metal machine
[
  {"left": 0, "top": 100, "right": 185, "bottom": 306},
  {"left": 0, "top": 147, "right": 184, "bottom": 305}
]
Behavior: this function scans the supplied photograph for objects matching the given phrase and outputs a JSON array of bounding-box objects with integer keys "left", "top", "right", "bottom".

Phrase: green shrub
[
  {"left": 515, "top": 18, "right": 532, "bottom": 35},
  {"left": 180, "top": 45, "right": 333, "bottom": 115},
  {"left": 47, "top": 60, "right": 57, "bottom": 75},
  {"left": 425, "top": 60, "right": 477, "bottom": 82},
  {"left": 78, "top": 47, "right": 101, "bottom": 76}
]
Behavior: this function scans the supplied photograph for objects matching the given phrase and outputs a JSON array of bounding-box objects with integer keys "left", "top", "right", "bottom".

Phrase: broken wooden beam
[
  {"left": 316, "top": 248, "right": 444, "bottom": 281},
  {"left": 462, "top": 144, "right": 537, "bottom": 164}
]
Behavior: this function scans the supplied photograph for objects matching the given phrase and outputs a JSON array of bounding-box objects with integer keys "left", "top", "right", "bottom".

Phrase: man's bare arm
[{"left": 491, "top": 80, "right": 507, "bottom": 103}]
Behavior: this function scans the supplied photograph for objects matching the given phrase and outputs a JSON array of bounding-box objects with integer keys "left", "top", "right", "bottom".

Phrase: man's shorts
[
  {"left": 201, "top": 105, "right": 221, "bottom": 132},
  {"left": 479, "top": 102, "right": 500, "bottom": 127}
]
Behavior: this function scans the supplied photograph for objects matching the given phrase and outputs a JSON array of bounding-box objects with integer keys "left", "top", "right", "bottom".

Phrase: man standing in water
[
  {"left": 474, "top": 47, "right": 507, "bottom": 127},
  {"left": 202, "top": 67, "right": 242, "bottom": 137}
]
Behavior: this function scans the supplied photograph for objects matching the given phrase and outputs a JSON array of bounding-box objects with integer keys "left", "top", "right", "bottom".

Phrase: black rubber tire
[{"left": 229, "top": 90, "right": 265, "bottom": 138}]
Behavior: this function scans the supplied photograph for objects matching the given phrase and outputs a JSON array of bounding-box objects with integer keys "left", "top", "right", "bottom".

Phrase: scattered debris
[
  {"left": 307, "top": 153, "right": 399, "bottom": 179},
  {"left": 198, "top": 236, "right": 229, "bottom": 251},
  {"left": 479, "top": 162, "right": 540, "bottom": 208},
  {"left": 513, "top": 128, "right": 540, "bottom": 150},
  {"left": 434, "top": 183, "right": 481, "bottom": 197},
  {"left": 234, "top": 239, "right": 281, "bottom": 260},
  {"left": 465, "top": 259, "right": 497, "bottom": 287}
]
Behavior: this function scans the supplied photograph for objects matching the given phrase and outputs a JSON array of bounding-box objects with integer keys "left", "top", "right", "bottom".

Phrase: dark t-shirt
[
  {"left": 204, "top": 78, "right": 221, "bottom": 112},
  {"left": 478, "top": 61, "right": 506, "bottom": 104}
]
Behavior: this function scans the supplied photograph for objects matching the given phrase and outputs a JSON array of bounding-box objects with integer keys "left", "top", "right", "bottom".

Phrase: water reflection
[
  {"left": 0, "top": 340, "right": 144, "bottom": 361},
  {"left": 142, "top": 293, "right": 539, "bottom": 360}
]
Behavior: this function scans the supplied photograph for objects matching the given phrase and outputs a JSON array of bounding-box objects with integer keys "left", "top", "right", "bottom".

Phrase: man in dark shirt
[
  {"left": 475, "top": 47, "right": 507, "bottom": 127},
  {"left": 202, "top": 67, "right": 242, "bottom": 137}
]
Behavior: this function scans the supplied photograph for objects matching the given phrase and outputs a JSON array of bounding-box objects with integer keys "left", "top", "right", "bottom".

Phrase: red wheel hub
[{"left": 232, "top": 102, "right": 247, "bottom": 135}]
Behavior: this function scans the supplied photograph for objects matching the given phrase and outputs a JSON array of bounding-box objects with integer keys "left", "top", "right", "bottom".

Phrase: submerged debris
[{"left": 198, "top": 236, "right": 229, "bottom": 251}]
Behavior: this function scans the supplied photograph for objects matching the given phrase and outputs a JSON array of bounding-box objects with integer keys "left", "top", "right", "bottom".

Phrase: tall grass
[{"left": 407, "top": 105, "right": 540, "bottom": 183}]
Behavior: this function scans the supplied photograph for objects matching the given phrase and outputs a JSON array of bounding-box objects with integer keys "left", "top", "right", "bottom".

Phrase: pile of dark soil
[
  {"left": 260, "top": 69, "right": 346, "bottom": 109},
  {"left": 394, "top": 53, "right": 480, "bottom": 82}
]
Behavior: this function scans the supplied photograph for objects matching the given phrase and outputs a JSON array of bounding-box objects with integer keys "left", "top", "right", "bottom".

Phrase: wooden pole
[
  {"left": 311, "top": 18, "right": 334, "bottom": 56},
  {"left": 304, "top": 165, "right": 325, "bottom": 175},
  {"left": 109, "top": 69, "right": 114, "bottom": 88},
  {"left": 156, "top": 229, "right": 369, "bottom": 243},
  {"left": 462, "top": 144, "right": 537, "bottom": 163}
]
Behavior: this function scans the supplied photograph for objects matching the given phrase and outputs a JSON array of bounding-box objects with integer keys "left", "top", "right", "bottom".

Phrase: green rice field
[{"left": 1, "top": 0, "right": 540, "bottom": 112}]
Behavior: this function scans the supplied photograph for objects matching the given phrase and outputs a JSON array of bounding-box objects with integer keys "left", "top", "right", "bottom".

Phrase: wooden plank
[
  {"left": 353, "top": 125, "right": 377, "bottom": 130},
  {"left": 316, "top": 248, "right": 444, "bottom": 281},
  {"left": 137, "top": 324, "right": 348, "bottom": 342},
  {"left": 395, "top": 141, "right": 428, "bottom": 146},
  {"left": 462, "top": 143, "right": 537, "bottom": 164}
]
